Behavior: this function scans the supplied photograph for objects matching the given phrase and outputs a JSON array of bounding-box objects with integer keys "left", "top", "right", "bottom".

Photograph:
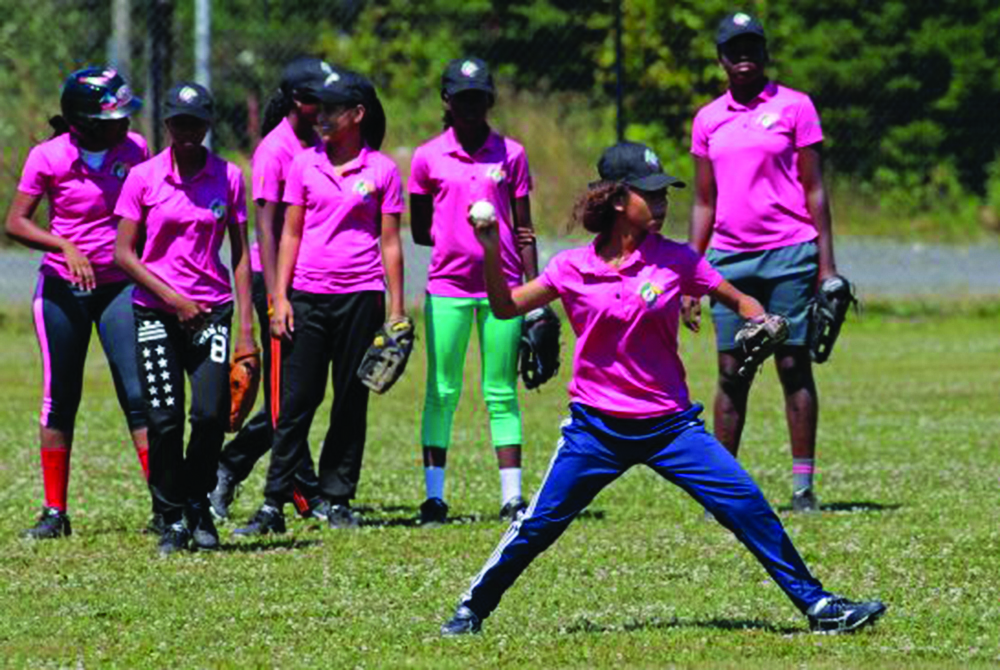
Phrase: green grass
[{"left": 0, "top": 308, "right": 998, "bottom": 668}]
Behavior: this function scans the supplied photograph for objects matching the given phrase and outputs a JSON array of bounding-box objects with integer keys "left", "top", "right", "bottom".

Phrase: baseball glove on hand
[
  {"left": 808, "top": 274, "right": 858, "bottom": 364},
  {"left": 357, "top": 316, "right": 415, "bottom": 394},
  {"left": 735, "top": 314, "right": 790, "bottom": 378},
  {"left": 519, "top": 306, "right": 561, "bottom": 390},
  {"left": 229, "top": 350, "right": 261, "bottom": 432}
]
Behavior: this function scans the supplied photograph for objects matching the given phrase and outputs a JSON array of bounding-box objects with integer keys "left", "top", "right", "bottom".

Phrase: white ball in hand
[{"left": 469, "top": 200, "right": 497, "bottom": 228}]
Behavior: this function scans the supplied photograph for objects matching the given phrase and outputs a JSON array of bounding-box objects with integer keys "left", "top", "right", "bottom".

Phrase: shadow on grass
[
  {"left": 775, "top": 501, "right": 902, "bottom": 514},
  {"left": 352, "top": 507, "right": 608, "bottom": 528},
  {"left": 218, "top": 538, "right": 322, "bottom": 553},
  {"left": 563, "top": 616, "right": 802, "bottom": 636}
]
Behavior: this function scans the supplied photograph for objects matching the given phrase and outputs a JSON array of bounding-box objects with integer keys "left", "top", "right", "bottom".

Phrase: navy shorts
[{"left": 707, "top": 241, "right": 818, "bottom": 351}]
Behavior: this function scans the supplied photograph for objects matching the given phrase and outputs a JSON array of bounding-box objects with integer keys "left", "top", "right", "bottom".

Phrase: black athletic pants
[
  {"left": 135, "top": 303, "right": 232, "bottom": 524},
  {"left": 263, "top": 289, "right": 383, "bottom": 506},
  {"left": 217, "top": 272, "right": 320, "bottom": 492}
]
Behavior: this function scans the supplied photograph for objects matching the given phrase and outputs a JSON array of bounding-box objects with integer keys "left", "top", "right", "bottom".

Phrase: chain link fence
[{"left": 2, "top": 0, "right": 1000, "bottom": 307}]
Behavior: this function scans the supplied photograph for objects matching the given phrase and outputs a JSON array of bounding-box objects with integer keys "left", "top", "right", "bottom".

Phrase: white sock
[
  {"left": 424, "top": 466, "right": 446, "bottom": 501},
  {"left": 499, "top": 467, "right": 522, "bottom": 505}
]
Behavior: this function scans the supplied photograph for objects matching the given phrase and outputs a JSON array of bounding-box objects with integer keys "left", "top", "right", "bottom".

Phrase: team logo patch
[
  {"left": 758, "top": 113, "right": 779, "bottom": 129},
  {"left": 461, "top": 60, "right": 480, "bottom": 77},
  {"left": 111, "top": 161, "right": 129, "bottom": 179},
  {"left": 639, "top": 281, "right": 665, "bottom": 308},
  {"left": 320, "top": 61, "right": 333, "bottom": 75},
  {"left": 353, "top": 179, "right": 373, "bottom": 199},
  {"left": 486, "top": 166, "right": 506, "bottom": 183},
  {"left": 733, "top": 12, "right": 752, "bottom": 26},
  {"left": 178, "top": 86, "right": 200, "bottom": 103},
  {"left": 79, "top": 69, "right": 116, "bottom": 87},
  {"left": 644, "top": 148, "right": 661, "bottom": 169},
  {"left": 324, "top": 71, "right": 341, "bottom": 86},
  {"left": 209, "top": 198, "right": 227, "bottom": 221}
]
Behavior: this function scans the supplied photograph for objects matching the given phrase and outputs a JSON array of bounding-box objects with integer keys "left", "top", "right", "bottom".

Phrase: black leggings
[{"left": 32, "top": 273, "right": 145, "bottom": 432}]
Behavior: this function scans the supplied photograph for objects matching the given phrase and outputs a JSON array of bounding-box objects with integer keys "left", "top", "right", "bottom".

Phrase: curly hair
[{"left": 571, "top": 180, "right": 627, "bottom": 236}]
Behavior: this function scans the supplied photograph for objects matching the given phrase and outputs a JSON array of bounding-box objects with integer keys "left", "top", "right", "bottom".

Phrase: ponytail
[
  {"left": 571, "top": 180, "right": 627, "bottom": 237},
  {"left": 261, "top": 87, "right": 295, "bottom": 137},
  {"left": 361, "top": 93, "right": 386, "bottom": 151}
]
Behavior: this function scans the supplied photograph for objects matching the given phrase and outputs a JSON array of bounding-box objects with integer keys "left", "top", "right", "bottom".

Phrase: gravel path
[{"left": 2, "top": 236, "right": 999, "bottom": 307}]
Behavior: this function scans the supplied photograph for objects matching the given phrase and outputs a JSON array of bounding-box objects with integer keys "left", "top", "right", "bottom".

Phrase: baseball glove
[
  {"left": 357, "top": 316, "right": 415, "bottom": 394},
  {"left": 229, "top": 350, "right": 261, "bottom": 432},
  {"left": 808, "top": 274, "right": 858, "bottom": 364},
  {"left": 735, "top": 314, "right": 790, "bottom": 378},
  {"left": 519, "top": 306, "right": 561, "bottom": 390}
]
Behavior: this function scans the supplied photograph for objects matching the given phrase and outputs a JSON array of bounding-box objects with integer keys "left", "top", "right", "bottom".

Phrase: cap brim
[
  {"left": 716, "top": 27, "right": 766, "bottom": 45},
  {"left": 445, "top": 82, "right": 496, "bottom": 97},
  {"left": 163, "top": 106, "right": 213, "bottom": 122},
  {"left": 626, "top": 174, "right": 686, "bottom": 190}
]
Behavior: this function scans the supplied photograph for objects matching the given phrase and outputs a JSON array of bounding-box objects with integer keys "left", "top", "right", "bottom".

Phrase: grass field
[{"left": 0, "top": 306, "right": 998, "bottom": 668}]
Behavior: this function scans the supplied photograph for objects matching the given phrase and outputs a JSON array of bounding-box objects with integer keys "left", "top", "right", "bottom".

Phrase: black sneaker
[
  {"left": 807, "top": 595, "right": 887, "bottom": 634},
  {"left": 299, "top": 497, "right": 331, "bottom": 522},
  {"left": 146, "top": 513, "right": 166, "bottom": 535},
  {"left": 499, "top": 496, "right": 528, "bottom": 522},
  {"left": 158, "top": 521, "right": 191, "bottom": 556},
  {"left": 233, "top": 504, "right": 286, "bottom": 537},
  {"left": 22, "top": 507, "right": 71, "bottom": 539},
  {"left": 327, "top": 504, "right": 360, "bottom": 529},
  {"left": 420, "top": 498, "right": 449, "bottom": 526},
  {"left": 187, "top": 502, "right": 220, "bottom": 551},
  {"left": 441, "top": 605, "right": 482, "bottom": 636},
  {"left": 207, "top": 465, "right": 240, "bottom": 521},
  {"left": 792, "top": 487, "right": 820, "bottom": 513}
]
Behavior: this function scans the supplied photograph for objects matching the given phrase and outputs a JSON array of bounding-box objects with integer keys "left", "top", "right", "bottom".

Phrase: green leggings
[{"left": 421, "top": 294, "right": 523, "bottom": 449}]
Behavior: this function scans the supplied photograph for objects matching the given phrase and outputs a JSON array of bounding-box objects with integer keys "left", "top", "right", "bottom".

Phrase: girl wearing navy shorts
[
  {"left": 236, "top": 67, "right": 406, "bottom": 534},
  {"left": 210, "top": 58, "right": 332, "bottom": 523},
  {"left": 114, "top": 82, "right": 256, "bottom": 555},
  {"left": 6, "top": 67, "right": 150, "bottom": 539},
  {"left": 684, "top": 13, "right": 841, "bottom": 511},
  {"left": 440, "top": 142, "right": 885, "bottom": 636},
  {"left": 409, "top": 57, "right": 539, "bottom": 525}
]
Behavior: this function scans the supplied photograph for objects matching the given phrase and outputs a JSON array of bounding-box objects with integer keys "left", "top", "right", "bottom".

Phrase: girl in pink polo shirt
[
  {"left": 409, "top": 57, "right": 541, "bottom": 525},
  {"left": 235, "top": 68, "right": 406, "bottom": 535},
  {"left": 210, "top": 58, "right": 331, "bottom": 524},
  {"left": 114, "top": 82, "right": 256, "bottom": 555},
  {"left": 440, "top": 142, "right": 885, "bottom": 637},
  {"left": 685, "top": 12, "right": 846, "bottom": 511},
  {"left": 6, "top": 67, "right": 150, "bottom": 540}
]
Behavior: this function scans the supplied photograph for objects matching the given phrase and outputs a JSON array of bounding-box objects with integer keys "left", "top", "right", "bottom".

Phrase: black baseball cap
[
  {"left": 596, "top": 142, "right": 685, "bottom": 191},
  {"left": 280, "top": 57, "right": 334, "bottom": 98},
  {"left": 441, "top": 57, "right": 495, "bottom": 98},
  {"left": 716, "top": 11, "right": 766, "bottom": 45},
  {"left": 164, "top": 82, "right": 214, "bottom": 122},
  {"left": 307, "top": 68, "right": 371, "bottom": 106}
]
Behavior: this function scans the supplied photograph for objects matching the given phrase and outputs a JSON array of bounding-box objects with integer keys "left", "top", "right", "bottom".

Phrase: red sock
[
  {"left": 40, "top": 447, "right": 70, "bottom": 512},
  {"left": 134, "top": 444, "right": 150, "bottom": 481}
]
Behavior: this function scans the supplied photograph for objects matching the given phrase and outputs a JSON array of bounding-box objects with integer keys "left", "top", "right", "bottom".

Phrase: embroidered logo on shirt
[
  {"left": 644, "top": 148, "right": 661, "bottom": 169},
  {"left": 757, "top": 113, "right": 779, "bottom": 129},
  {"left": 353, "top": 179, "right": 373, "bottom": 199},
  {"left": 209, "top": 199, "right": 227, "bottom": 221},
  {"left": 461, "top": 60, "right": 479, "bottom": 77},
  {"left": 733, "top": 12, "right": 752, "bottom": 26},
  {"left": 639, "top": 281, "right": 665, "bottom": 308},
  {"left": 486, "top": 166, "right": 506, "bottom": 183},
  {"left": 111, "top": 161, "right": 129, "bottom": 180}
]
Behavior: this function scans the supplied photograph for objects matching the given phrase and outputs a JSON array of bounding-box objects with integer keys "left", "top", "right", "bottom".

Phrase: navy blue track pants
[{"left": 460, "top": 403, "right": 830, "bottom": 619}]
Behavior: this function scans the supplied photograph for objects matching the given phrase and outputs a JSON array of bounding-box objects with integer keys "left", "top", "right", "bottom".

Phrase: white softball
[{"left": 469, "top": 200, "right": 497, "bottom": 227}]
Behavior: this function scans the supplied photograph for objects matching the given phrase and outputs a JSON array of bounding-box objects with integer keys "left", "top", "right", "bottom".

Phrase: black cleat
[
  {"left": 187, "top": 502, "right": 220, "bottom": 551},
  {"left": 22, "top": 508, "right": 71, "bottom": 540},
  {"left": 327, "top": 504, "right": 360, "bottom": 529},
  {"left": 146, "top": 513, "right": 166, "bottom": 535},
  {"left": 207, "top": 465, "right": 240, "bottom": 521},
  {"left": 299, "top": 497, "right": 331, "bottom": 522},
  {"left": 499, "top": 496, "right": 528, "bottom": 522},
  {"left": 158, "top": 521, "right": 191, "bottom": 556},
  {"left": 441, "top": 605, "right": 482, "bottom": 636},
  {"left": 420, "top": 498, "right": 449, "bottom": 526},
  {"left": 807, "top": 595, "right": 887, "bottom": 634},
  {"left": 792, "top": 487, "right": 820, "bottom": 513},
  {"left": 233, "top": 504, "right": 286, "bottom": 537}
]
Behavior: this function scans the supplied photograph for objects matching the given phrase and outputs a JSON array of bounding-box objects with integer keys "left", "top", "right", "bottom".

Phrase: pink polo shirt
[
  {"left": 248, "top": 118, "right": 319, "bottom": 272},
  {"left": 282, "top": 145, "right": 404, "bottom": 294},
  {"left": 115, "top": 148, "right": 247, "bottom": 310},
  {"left": 538, "top": 234, "right": 723, "bottom": 418},
  {"left": 17, "top": 131, "right": 150, "bottom": 286},
  {"left": 691, "top": 81, "right": 824, "bottom": 252},
  {"left": 408, "top": 128, "right": 532, "bottom": 298}
]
